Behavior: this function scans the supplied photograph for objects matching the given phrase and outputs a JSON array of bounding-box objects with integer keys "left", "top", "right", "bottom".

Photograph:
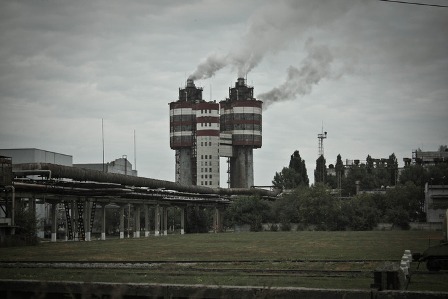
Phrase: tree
[
  {"left": 13, "top": 201, "right": 38, "bottom": 245},
  {"left": 385, "top": 182, "right": 424, "bottom": 222},
  {"left": 186, "top": 206, "right": 210, "bottom": 233},
  {"left": 272, "top": 190, "right": 301, "bottom": 229},
  {"left": 226, "top": 196, "right": 271, "bottom": 232},
  {"left": 296, "top": 184, "right": 338, "bottom": 230},
  {"left": 272, "top": 150, "right": 309, "bottom": 190},
  {"left": 314, "top": 155, "right": 327, "bottom": 184},
  {"left": 339, "top": 194, "right": 380, "bottom": 231},
  {"left": 399, "top": 164, "right": 427, "bottom": 187}
]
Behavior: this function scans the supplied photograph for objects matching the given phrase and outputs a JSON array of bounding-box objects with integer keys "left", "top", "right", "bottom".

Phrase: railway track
[{"left": 0, "top": 259, "right": 399, "bottom": 278}]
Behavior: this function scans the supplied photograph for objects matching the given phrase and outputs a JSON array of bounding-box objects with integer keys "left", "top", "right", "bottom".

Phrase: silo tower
[
  {"left": 220, "top": 78, "right": 262, "bottom": 188},
  {"left": 169, "top": 79, "right": 220, "bottom": 187}
]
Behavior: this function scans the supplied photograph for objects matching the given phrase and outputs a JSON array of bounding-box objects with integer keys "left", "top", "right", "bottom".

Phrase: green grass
[{"left": 0, "top": 230, "right": 447, "bottom": 291}]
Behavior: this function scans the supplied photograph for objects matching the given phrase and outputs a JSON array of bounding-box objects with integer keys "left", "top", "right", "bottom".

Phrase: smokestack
[{"left": 186, "top": 78, "right": 195, "bottom": 88}]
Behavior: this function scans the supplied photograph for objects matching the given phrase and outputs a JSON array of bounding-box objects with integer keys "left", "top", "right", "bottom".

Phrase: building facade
[
  {"left": 0, "top": 148, "right": 73, "bottom": 166},
  {"left": 169, "top": 79, "right": 220, "bottom": 187},
  {"left": 425, "top": 183, "right": 448, "bottom": 223},
  {"left": 74, "top": 157, "right": 137, "bottom": 176}
]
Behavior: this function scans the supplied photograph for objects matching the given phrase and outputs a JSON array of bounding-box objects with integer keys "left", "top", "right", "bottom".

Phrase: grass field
[{"left": 0, "top": 231, "right": 447, "bottom": 291}]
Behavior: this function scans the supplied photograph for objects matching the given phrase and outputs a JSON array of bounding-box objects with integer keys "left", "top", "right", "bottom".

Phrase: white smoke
[
  {"left": 188, "top": 0, "right": 362, "bottom": 81},
  {"left": 258, "top": 39, "right": 336, "bottom": 109}
]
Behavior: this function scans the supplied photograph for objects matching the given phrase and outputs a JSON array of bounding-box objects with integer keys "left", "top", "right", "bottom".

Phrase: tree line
[{"left": 226, "top": 148, "right": 448, "bottom": 231}]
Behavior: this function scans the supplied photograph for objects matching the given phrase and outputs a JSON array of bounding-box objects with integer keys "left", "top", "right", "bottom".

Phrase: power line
[{"left": 379, "top": 0, "right": 448, "bottom": 8}]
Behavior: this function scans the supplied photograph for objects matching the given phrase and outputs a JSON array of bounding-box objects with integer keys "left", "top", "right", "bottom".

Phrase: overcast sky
[{"left": 0, "top": 0, "right": 447, "bottom": 186}]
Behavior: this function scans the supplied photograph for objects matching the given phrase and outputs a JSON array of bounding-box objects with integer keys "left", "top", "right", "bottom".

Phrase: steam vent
[{"left": 169, "top": 78, "right": 262, "bottom": 188}]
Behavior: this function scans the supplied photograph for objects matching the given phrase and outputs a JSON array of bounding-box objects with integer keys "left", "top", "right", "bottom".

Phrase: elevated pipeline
[{"left": 12, "top": 163, "right": 279, "bottom": 198}]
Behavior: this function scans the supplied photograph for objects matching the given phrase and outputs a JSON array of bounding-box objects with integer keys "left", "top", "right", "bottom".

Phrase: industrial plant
[{"left": 169, "top": 78, "right": 262, "bottom": 189}]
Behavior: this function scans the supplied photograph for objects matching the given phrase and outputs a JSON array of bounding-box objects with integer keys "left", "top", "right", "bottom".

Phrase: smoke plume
[
  {"left": 188, "top": 0, "right": 361, "bottom": 81},
  {"left": 258, "top": 40, "right": 335, "bottom": 109}
]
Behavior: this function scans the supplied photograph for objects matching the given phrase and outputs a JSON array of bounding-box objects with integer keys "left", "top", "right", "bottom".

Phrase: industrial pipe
[{"left": 12, "top": 163, "right": 279, "bottom": 197}]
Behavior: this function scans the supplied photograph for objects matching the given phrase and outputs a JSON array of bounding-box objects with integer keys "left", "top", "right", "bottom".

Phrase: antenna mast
[{"left": 317, "top": 124, "right": 327, "bottom": 158}]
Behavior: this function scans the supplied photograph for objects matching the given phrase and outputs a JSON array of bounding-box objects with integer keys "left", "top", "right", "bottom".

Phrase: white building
[{"left": 0, "top": 148, "right": 72, "bottom": 166}]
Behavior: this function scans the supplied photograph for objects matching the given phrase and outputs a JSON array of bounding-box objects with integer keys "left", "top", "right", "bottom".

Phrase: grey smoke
[
  {"left": 258, "top": 40, "right": 335, "bottom": 109},
  {"left": 188, "top": 0, "right": 361, "bottom": 81},
  {"left": 189, "top": 53, "right": 230, "bottom": 81}
]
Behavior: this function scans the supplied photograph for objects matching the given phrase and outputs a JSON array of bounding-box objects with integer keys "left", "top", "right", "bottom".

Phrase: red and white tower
[
  {"left": 169, "top": 79, "right": 220, "bottom": 187},
  {"left": 220, "top": 78, "right": 262, "bottom": 188}
]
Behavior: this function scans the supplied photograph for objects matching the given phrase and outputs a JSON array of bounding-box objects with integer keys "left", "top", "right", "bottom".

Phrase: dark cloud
[{"left": 0, "top": 0, "right": 446, "bottom": 185}]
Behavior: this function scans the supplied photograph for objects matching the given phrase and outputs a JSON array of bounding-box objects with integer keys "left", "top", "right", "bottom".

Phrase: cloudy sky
[{"left": 0, "top": 0, "right": 447, "bottom": 186}]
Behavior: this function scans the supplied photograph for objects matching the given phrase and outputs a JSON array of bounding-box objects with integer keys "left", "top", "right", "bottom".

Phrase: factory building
[
  {"left": 169, "top": 78, "right": 262, "bottom": 188},
  {"left": 0, "top": 148, "right": 72, "bottom": 166},
  {"left": 74, "top": 157, "right": 137, "bottom": 176}
]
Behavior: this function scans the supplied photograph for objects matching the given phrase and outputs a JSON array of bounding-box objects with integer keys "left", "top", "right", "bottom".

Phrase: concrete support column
[
  {"left": 84, "top": 200, "right": 91, "bottom": 242},
  {"left": 230, "top": 147, "right": 254, "bottom": 188},
  {"left": 213, "top": 207, "right": 222, "bottom": 233},
  {"left": 119, "top": 205, "right": 125, "bottom": 239},
  {"left": 50, "top": 202, "right": 57, "bottom": 242},
  {"left": 154, "top": 204, "right": 160, "bottom": 236},
  {"left": 163, "top": 206, "right": 168, "bottom": 236},
  {"left": 180, "top": 206, "right": 185, "bottom": 235},
  {"left": 101, "top": 205, "right": 106, "bottom": 241},
  {"left": 144, "top": 204, "right": 150, "bottom": 237},
  {"left": 444, "top": 210, "right": 448, "bottom": 242},
  {"left": 134, "top": 205, "right": 141, "bottom": 238},
  {"left": 72, "top": 201, "right": 78, "bottom": 241},
  {"left": 127, "top": 204, "right": 131, "bottom": 238}
]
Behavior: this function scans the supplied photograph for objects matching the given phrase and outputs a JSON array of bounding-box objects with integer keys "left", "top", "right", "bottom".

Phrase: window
[
  {"left": 209, "top": 109, "right": 211, "bottom": 113},
  {"left": 209, "top": 181, "right": 212, "bottom": 185},
  {"left": 209, "top": 168, "right": 212, "bottom": 172},
  {"left": 201, "top": 155, "right": 203, "bottom": 159},
  {"left": 201, "top": 181, "right": 203, "bottom": 185},
  {"left": 201, "top": 142, "right": 203, "bottom": 146},
  {"left": 205, "top": 162, "right": 207, "bottom": 166},
  {"left": 210, "top": 175, "right": 212, "bottom": 179},
  {"left": 209, "top": 155, "right": 212, "bottom": 159},
  {"left": 209, "top": 123, "right": 211, "bottom": 126},
  {"left": 205, "top": 181, "right": 207, "bottom": 185},
  {"left": 201, "top": 175, "right": 203, "bottom": 178},
  {"left": 205, "top": 175, "right": 208, "bottom": 178},
  {"left": 209, "top": 142, "right": 211, "bottom": 146}
]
